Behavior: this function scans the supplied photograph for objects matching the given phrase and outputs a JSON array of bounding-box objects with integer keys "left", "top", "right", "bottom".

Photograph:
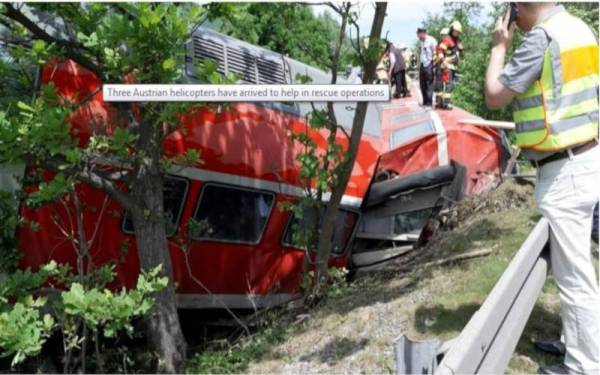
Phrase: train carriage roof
[
  {"left": 1, "top": 6, "right": 384, "bottom": 138},
  {"left": 186, "top": 27, "right": 383, "bottom": 137}
]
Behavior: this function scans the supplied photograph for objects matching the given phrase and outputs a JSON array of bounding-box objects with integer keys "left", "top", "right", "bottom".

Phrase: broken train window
[
  {"left": 394, "top": 208, "right": 434, "bottom": 235},
  {"left": 283, "top": 206, "right": 359, "bottom": 255},
  {"left": 191, "top": 183, "right": 275, "bottom": 244},
  {"left": 122, "top": 175, "right": 190, "bottom": 237}
]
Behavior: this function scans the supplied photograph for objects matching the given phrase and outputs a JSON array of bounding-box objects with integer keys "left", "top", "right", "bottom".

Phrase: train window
[
  {"left": 390, "top": 120, "right": 436, "bottom": 149},
  {"left": 394, "top": 208, "right": 433, "bottom": 235},
  {"left": 282, "top": 205, "right": 320, "bottom": 250},
  {"left": 122, "top": 176, "right": 189, "bottom": 237},
  {"left": 283, "top": 206, "right": 359, "bottom": 255},
  {"left": 192, "top": 184, "right": 275, "bottom": 244}
]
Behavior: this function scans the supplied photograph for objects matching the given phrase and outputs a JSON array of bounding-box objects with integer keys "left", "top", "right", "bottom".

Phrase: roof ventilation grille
[
  {"left": 189, "top": 34, "right": 287, "bottom": 84},
  {"left": 191, "top": 36, "right": 226, "bottom": 76}
]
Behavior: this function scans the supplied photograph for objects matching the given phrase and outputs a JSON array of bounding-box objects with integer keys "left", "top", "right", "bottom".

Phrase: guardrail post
[{"left": 394, "top": 334, "right": 440, "bottom": 374}]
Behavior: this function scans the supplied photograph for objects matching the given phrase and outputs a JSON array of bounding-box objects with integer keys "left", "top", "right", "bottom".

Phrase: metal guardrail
[{"left": 395, "top": 218, "right": 550, "bottom": 374}]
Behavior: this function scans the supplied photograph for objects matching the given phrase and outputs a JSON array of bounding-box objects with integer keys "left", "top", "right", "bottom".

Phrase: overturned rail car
[
  {"left": 8, "top": 27, "right": 509, "bottom": 309},
  {"left": 353, "top": 100, "right": 511, "bottom": 266}
]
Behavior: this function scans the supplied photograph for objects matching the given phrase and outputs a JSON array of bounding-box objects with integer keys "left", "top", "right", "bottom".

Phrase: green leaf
[
  {"left": 162, "top": 58, "right": 176, "bottom": 70},
  {"left": 64, "top": 148, "right": 81, "bottom": 164},
  {"left": 16, "top": 102, "right": 34, "bottom": 112},
  {"left": 42, "top": 314, "right": 54, "bottom": 331},
  {"left": 203, "top": 59, "right": 218, "bottom": 75},
  {"left": 31, "top": 40, "right": 46, "bottom": 53},
  {"left": 0, "top": 302, "right": 54, "bottom": 367}
]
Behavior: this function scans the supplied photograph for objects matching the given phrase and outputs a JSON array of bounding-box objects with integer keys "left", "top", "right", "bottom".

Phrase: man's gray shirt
[
  {"left": 499, "top": 6, "right": 565, "bottom": 161},
  {"left": 499, "top": 28, "right": 548, "bottom": 95}
]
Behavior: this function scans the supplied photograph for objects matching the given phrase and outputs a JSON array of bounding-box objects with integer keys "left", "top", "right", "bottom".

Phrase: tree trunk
[
  {"left": 131, "top": 203, "right": 186, "bottom": 372},
  {"left": 130, "top": 119, "right": 187, "bottom": 373},
  {"left": 310, "top": 2, "right": 388, "bottom": 302}
]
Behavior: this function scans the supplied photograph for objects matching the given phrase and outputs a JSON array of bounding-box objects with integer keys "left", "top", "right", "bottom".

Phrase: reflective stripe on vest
[{"left": 512, "top": 10, "right": 599, "bottom": 152}]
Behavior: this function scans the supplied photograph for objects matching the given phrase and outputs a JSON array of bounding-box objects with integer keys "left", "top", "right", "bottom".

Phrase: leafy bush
[
  {"left": 301, "top": 267, "right": 351, "bottom": 300},
  {"left": 0, "top": 190, "right": 23, "bottom": 273},
  {"left": 0, "top": 262, "right": 167, "bottom": 370},
  {"left": 0, "top": 302, "right": 54, "bottom": 367}
]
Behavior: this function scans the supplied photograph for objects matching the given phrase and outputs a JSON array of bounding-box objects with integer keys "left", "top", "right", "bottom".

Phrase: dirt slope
[{"left": 189, "top": 180, "right": 597, "bottom": 374}]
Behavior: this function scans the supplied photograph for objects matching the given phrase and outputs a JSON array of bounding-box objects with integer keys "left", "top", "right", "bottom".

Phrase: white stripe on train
[{"left": 172, "top": 166, "right": 364, "bottom": 207}]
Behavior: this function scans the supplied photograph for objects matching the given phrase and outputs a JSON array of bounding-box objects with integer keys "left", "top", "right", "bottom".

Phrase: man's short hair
[
  {"left": 417, "top": 28, "right": 426, "bottom": 34},
  {"left": 517, "top": 2, "right": 555, "bottom": 8}
]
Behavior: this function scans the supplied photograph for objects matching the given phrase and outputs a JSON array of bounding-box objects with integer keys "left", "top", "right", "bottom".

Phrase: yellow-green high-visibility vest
[{"left": 513, "top": 10, "right": 599, "bottom": 152}]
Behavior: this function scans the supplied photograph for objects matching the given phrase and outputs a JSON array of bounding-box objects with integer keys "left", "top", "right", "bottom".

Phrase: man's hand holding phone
[
  {"left": 492, "top": 4, "right": 517, "bottom": 52},
  {"left": 508, "top": 2, "right": 519, "bottom": 28}
]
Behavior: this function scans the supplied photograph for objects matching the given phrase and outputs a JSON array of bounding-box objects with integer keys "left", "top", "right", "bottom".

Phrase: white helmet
[{"left": 451, "top": 20, "right": 463, "bottom": 33}]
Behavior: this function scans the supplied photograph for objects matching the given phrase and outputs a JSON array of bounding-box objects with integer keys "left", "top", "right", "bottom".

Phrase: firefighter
[
  {"left": 434, "top": 27, "right": 454, "bottom": 109},
  {"left": 439, "top": 21, "right": 464, "bottom": 109},
  {"left": 376, "top": 43, "right": 392, "bottom": 85},
  {"left": 485, "top": 3, "right": 599, "bottom": 374},
  {"left": 448, "top": 20, "right": 464, "bottom": 81},
  {"left": 409, "top": 53, "right": 417, "bottom": 71}
]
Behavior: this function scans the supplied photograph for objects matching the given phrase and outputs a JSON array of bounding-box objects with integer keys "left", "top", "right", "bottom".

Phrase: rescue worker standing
[
  {"left": 485, "top": 3, "right": 599, "bottom": 374},
  {"left": 376, "top": 43, "right": 392, "bottom": 85},
  {"left": 434, "top": 22, "right": 464, "bottom": 109},
  {"left": 417, "top": 27, "right": 437, "bottom": 107},
  {"left": 388, "top": 42, "right": 408, "bottom": 98},
  {"left": 400, "top": 45, "right": 412, "bottom": 97},
  {"left": 448, "top": 20, "right": 464, "bottom": 82},
  {"left": 434, "top": 27, "right": 454, "bottom": 109}
]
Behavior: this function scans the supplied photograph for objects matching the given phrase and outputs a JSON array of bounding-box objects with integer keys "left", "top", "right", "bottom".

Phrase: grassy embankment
[{"left": 187, "top": 180, "right": 598, "bottom": 374}]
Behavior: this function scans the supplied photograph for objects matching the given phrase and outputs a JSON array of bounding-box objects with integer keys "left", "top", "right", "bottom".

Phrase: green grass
[
  {"left": 186, "top": 182, "right": 597, "bottom": 374},
  {"left": 407, "top": 208, "right": 539, "bottom": 337},
  {"left": 406, "top": 205, "right": 598, "bottom": 373},
  {"left": 186, "top": 324, "right": 291, "bottom": 374}
]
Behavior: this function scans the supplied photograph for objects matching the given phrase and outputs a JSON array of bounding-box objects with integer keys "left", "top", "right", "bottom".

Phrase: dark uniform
[{"left": 390, "top": 46, "right": 408, "bottom": 98}]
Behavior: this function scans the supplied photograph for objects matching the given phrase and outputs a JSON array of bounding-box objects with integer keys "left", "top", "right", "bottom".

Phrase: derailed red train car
[
  {"left": 16, "top": 28, "right": 384, "bottom": 309},
  {"left": 352, "top": 100, "right": 510, "bottom": 266},
  {"left": 11, "top": 27, "right": 509, "bottom": 308}
]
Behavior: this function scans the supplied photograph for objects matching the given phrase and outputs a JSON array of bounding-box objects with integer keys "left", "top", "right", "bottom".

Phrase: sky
[{"left": 313, "top": 1, "right": 495, "bottom": 49}]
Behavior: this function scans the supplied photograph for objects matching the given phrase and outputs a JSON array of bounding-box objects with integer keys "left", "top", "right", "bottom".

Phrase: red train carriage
[
  {"left": 6, "top": 27, "right": 510, "bottom": 307},
  {"left": 14, "top": 28, "right": 383, "bottom": 309}
]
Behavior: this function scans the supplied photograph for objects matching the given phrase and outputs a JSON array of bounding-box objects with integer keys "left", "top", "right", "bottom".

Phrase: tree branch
[
  {"left": 0, "top": 36, "right": 32, "bottom": 48},
  {"left": 76, "top": 167, "right": 135, "bottom": 212},
  {"left": 336, "top": 124, "right": 351, "bottom": 140},
  {"left": 40, "top": 159, "right": 136, "bottom": 212},
  {"left": 348, "top": 15, "right": 365, "bottom": 63},
  {"left": 94, "top": 167, "right": 133, "bottom": 184},
  {"left": 2, "top": 3, "right": 104, "bottom": 79}
]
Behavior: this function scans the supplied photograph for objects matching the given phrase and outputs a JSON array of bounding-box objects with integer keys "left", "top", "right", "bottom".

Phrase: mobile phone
[{"left": 508, "top": 2, "right": 518, "bottom": 29}]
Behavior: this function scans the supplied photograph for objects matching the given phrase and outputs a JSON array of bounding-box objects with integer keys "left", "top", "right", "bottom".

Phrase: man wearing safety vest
[{"left": 485, "top": 3, "right": 599, "bottom": 374}]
